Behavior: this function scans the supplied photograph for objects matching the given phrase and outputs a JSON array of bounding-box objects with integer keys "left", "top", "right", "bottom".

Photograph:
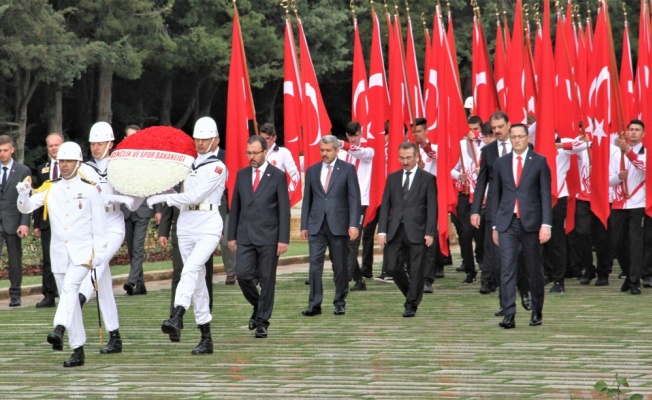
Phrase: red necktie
[
  {"left": 516, "top": 155, "right": 522, "bottom": 217},
  {"left": 252, "top": 169, "right": 260, "bottom": 192}
]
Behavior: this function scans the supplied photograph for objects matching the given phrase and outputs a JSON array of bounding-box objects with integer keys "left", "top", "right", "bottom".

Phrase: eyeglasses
[
  {"left": 245, "top": 150, "right": 265, "bottom": 156},
  {"left": 398, "top": 156, "right": 416, "bottom": 162},
  {"left": 509, "top": 135, "right": 528, "bottom": 141}
]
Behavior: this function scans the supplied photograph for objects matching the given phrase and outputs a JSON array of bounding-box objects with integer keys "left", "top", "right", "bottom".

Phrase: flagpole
[{"left": 233, "top": 0, "right": 258, "bottom": 135}]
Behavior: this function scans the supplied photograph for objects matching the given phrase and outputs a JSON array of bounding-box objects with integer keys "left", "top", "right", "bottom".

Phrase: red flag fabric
[
  {"left": 636, "top": 0, "right": 652, "bottom": 217},
  {"left": 352, "top": 18, "right": 369, "bottom": 136},
  {"left": 524, "top": 22, "right": 537, "bottom": 115},
  {"left": 297, "top": 18, "right": 332, "bottom": 170},
  {"left": 472, "top": 14, "right": 499, "bottom": 122},
  {"left": 494, "top": 19, "right": 508, "bottom": 110},
  {"left": 585, "top": 3, "right": 616, "bottom": 228},
  {"left": 283, "top": 18, "right": 303, "bottom": 207},
  {"left": 225, "top": 9, "right": 255, "bottom": 207},
  {"left": 505, "top": 0, "right": 527, "bottom": 124},
  {"left": 387, "top": 13, "right": 407, "bottom": 175},
  {"left": 364, "top": 10, "right": 389, "bottom": 226},
  {"left": 425, "top": 12, "right": 444, "bottom": 143},
  {"left": 535, "top": 0, "right": 557, "bottom": 206},
  {"left": 405, "top": 17, "right": 425, "bottom": 118},
  {"left": 555, "top": 10, "right": 578, "bottom": 140},
  {"left": 620, "top": 21, "right": 636, "bottom": 122}
]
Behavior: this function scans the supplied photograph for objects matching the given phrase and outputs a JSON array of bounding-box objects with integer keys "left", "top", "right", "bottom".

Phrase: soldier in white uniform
[
  {"left": 78, "top": 122, "right": 140, "bottom": 355},
  {"left": 148, "top": 118, "right": 227, "bottom": 355},
  {"left": 17, "top": 142, "right": 107, "bottom": 367}
]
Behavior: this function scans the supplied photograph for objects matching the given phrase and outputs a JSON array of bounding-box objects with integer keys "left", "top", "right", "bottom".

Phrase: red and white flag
[
  {"left": 494, "top": 18, "right": 508, "bottom": 110},
  {"left": 471, "top": 14, "right": 499, "bottom": 122},
  {"left": 283, "top": 17, "right": 303, "bottom": 207},
  {"left": 504, "top": 0, "right": 527, "bottom": 124},
  {"left": 225, "top": 9, "right": 255, "bottom": 207},
  {"left": 620, "top": 20, "right": 637, "bottom": 122},
  {"left": 405, "top": 16, "right": 424, "bottom": 119},
  {"left": 297, "top": 18, "right": 332, "bottom": 170},
  {"left": 387, "top": 13, "right": 408, "bottom": 175},
  {"left": 351, "top": 18, "right": 369, "bottom": 137},
  {"left": 635, "top": 0, "right": 652, "bottom": 217}
]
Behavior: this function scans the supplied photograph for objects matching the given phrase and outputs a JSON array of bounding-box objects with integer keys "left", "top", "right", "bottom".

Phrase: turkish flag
[
  {"left": 620, "top": 22, "right": 637, "bottom": 122},
  {"left": 297, "top": 18, "right": 332, "bottom": 170},
  {"left": 425, "top": 8, "right": 445, "bottom": 143},
  {"left": 472, "top": 14, "right": 499, "bottom": 122},
  {"left": 504, "top": 0, "right": 527, "bottom": 124},
  {"left": 283, "top": 18, "right": 303, "bottom": 207},
  {"left": 555, "top": 10, "right": 578, "bottom": 140},
  {"left": 352, "top": 18, "right": 369, "bottom": 137},
  {"left": 387, "top": 13, "right": 407, "bottom": 175},
  {"left": 535, "top": 0, "right": 557, "bottom": 206},
  {"left": 585, "top": 2, "right": 618, "bottom": 228},
  {"left": 364, "top": 10, "right": 389, "bottom": 226},
  {"left": 225, "top": 9, "right": 255, "bottom": 207},
  {"left": 405, "top": 17, "right": 424, "bottom": 119},
  {"left": 524, "top": 24, "right": 537, "bottom": 116},
  {"left": 494, "top": 19, "right": 508, "bottom": 110},
  {"left": 635, "top": 0, "right": 652, "bottom": 217}
]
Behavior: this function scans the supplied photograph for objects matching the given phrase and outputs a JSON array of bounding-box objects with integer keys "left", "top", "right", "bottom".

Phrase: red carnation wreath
[{"left": 108, "top": 126, "right": 198, "bottom": 197}]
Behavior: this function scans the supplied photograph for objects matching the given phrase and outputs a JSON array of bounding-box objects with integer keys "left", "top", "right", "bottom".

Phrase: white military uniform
[
  {"left": 419, "top": 141, "right": 438, "bottom": 176},
  {"left": 338, "top": 142, "right": 374, "bottom": 206},
  {"left": 77, "top": 158, "right": 134, "bottom": 332},
  {"left": 149, "top": 150, "right": 227, "bottom": 325},
  {"left": 18, "top": 175, "right": 107, "bottom": 349},
  {"left": 266, "top": 143, "right": 300, "bottom": 196}
]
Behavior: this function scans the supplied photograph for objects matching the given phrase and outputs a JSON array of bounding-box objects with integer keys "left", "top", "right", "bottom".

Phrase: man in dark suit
[
  {"left": 0, "top": 134, "right": 31, "bottom": 307},
  {"left": 32, "top": 132, "right": 64, "bottom": 308},
  {"left": 122, "top": 125, "right": 153, "bottom": 296},
  {"left": 378, "top": 142, "right": 437, "bottom": 317},
  {"left": 491, "top": 123, "right": 552, "bottom": 329},
  {"left": 300, "top": 135, "right": 361, "bottom": 316},
  {"left": 228, "top": 136, "right": 290, "bottom": 338}
]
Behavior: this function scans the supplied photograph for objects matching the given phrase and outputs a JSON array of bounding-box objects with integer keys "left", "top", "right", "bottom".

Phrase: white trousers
[
  {"left": 79, "top": 229, "right": 124, "bottom": 332},
  {"left": 54, "top": 262, "right": 90, "bottom": 350},
  {"left": 175, "top": 232, "right": 220, "bottom": 325}
]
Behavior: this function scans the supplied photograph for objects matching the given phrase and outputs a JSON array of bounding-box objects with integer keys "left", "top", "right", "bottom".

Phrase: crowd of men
[{"left": 2, "top": 109, "right": 647, "bottom": 367}]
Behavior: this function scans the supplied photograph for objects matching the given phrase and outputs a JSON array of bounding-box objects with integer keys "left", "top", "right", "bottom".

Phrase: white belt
[
  {"left": 105, "top": 205, "right": 120, "bottom": 212},
  {"left": 181, "top": 203, "right": 219, "bottom": 211}
]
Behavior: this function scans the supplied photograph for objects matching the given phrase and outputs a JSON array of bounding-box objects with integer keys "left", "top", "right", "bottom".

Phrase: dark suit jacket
[
  {"left": 32, "top": 161, "right": 53, "bottom": 230},
  {"left": 228, "top": 164, "right": 290, "bottom": 246},
  {"left": 0, "top": 161, "right": 31, "bottom": 232},
  {"left": 470, "top": 140, "right": 501, "bottom": 220},
  {"left": 378, "top": 167, "right": 438, "bottom": 243},
  {"left": 490, "top": 150, "right": 553, "bottom": 233},
  {"left": 300, "top": 158, "right": 361, "bottom": 236}
]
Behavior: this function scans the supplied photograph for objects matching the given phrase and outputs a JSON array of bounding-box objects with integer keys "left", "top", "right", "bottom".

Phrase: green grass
[
  {"left": 0, "top": 256, "right": 651, "bottom": 399},
  {"left": 0, "top": 242, "right": 311, "bottom": 289}
]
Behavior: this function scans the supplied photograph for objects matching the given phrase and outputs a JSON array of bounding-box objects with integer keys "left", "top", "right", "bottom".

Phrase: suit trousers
[
  {"left": 170, "top": 228, "right": 213, "bottom": 315},
  {"left": 423, "top": 234, "right": 440, "bottom": 284},
  {"left": 361, "top": 208, "right": 378, "bottom": 277},
  {"left": 498, "top": 215, "right": 545, "bottom": 316},
  {"left": 307, "top": 218, "right": 350, "bottom": 309},
  {"left": 175, "top": 232, "right": 219, "bottom": 325},
  {"left": 347, "top": 206, "right": 367, "bottom": 283},
  {"left": 53, "top": 264, "right": 89, "bottom": 349},
  {"left": 543, "top": 197, "right": 568, "bottom": 283},
  {"left": 125, "top": 213, "right": 150, "bottom": 287},
  {"left": 480, "top": 210, "right": 497, "bottom": 287},
  {"left": 610, "top": 208, "right": 646, "bottom": 285},
  {"left": 219, "top": 199, "right": 236, "bottom": 276},
  {"left": 0, "top": 224, "right": 22, "bottom": 299},
  {"left": 572, "top": 199, "right": 613, "bottom": 278},
  {"left": 39, "top": 228, "right": 57, "bottom": 299},
  {"left": 236, "top": 244, "right": 278, "bottom": 328},
  {"left": 79, "top": 229, "right": 123, "bottom": 332},
  {"left": 452, "top": 193, "right": 478, "bottom": 274},
  {"left": 384, "top": 224, "right": 426, "bottom": 310}
]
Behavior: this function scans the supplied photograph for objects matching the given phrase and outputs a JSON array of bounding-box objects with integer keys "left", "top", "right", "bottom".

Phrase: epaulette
[{"left": 80, "top": 177, "right": 96, "bottom": 185}]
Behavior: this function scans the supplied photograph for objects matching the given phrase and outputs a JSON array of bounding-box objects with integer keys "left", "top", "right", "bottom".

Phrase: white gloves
[
  {"left": 16, "top": 181, "right": 32, "bottom": 197},
  {"left": 147, "top": 194, "right": 168, "bottom": 209}
]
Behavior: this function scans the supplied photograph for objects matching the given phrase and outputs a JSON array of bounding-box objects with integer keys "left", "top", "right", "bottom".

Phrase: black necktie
[
  {"left": 52, "top": 161, "right": 59, "bottom": 180},
  {"left": 403, "top": 171, "right": 411, "bottom": 200},
  {"left": 1, "top": 166, "right": 7, "bottom": 191}
]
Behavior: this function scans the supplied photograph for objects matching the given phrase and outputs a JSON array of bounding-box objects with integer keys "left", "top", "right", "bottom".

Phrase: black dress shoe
[
  {"left": 435, "top": 268, "right": 445, "bottom": 279},
  {"left": 36, "top": 297, "right": 55, "bottom": 308},
  {"left": 361, "top": 269, "right": 373, "bottom": 279},
  {"left": 579, "top": 272, "right": 596, "bottom": 285},
  {"left": 455, "top": 264, "right": 465, "bottom": 272},
  {"left": 255, "top": 326, "right": 268, "bottom": 338},
  {"left": 621, "top": 280, "right": 632, "bottom": 292},
  {"left": 123, "top": 283, "right": 134, "bottom": 295},
  {"left": 225, "top": 275, "right": 237, "bottom": 285},
  {"left": 132, "top": 284, "right": 147, "bottom": 295},
  {"left": 494, "top": 307, "right": 505, "bottom": 317},
  {"left": 9, "top": 298, "right": 21, "bottom": 307},
  {"left": 479, "top": 282, "right": 492, "bottom": 294},
  {"left": 403, "top": 307, "right": 416, "bottom": 318},
  {"left": 595, "top": 276, "right": 609, "bottom": 286},
  {"left": 47, "top": 325, "right": 65, "bottom": 351},
  {"left": 630, "top": 286, "right": 642, "bottom": 295},
  {"left": 351, "top": 279, "right": 367, "bottom": 291},
  {"left": 248, "top": 309, "right": 257, "bottom": 330},
  {"left": 334, "top": 305, "right": 345, "bottom": 315},
  {"left": 79, "top": 293, "right": 87, "bottom": 308},
  {"left": 423, "top": 282, "right": 434, "bottom": 293},
  {"left": 499, "top": 314, "right": 515, "bottom": 329},
  {"left": 643, "top": 276, "right": 652, "bottom": 288},
  {"left": 63, "top": 346, "right": 85, "bottom": 368},
  {"left": 304, "top": 278, "right": 310, "bottom": 285},
  {"left": 529, "top": 313, "right": 543, "bottom": 326},
  {"left": 301, "top": 308, "right": 322, "bottom": 316},
  {"left": 520, "top": 294, "right": 532, "bottom": 311},
  {"left": 543, "top": 276, "right": 552, "bottom": 285}
]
